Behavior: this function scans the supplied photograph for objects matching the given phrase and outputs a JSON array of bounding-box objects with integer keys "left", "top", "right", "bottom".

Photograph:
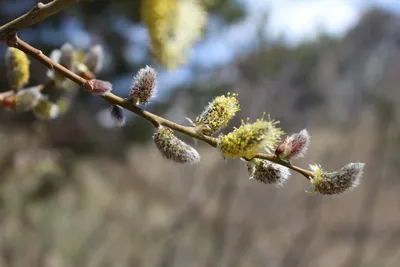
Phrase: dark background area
[{"left": 1, "top": 0, "right": 400, "bottom": 266}]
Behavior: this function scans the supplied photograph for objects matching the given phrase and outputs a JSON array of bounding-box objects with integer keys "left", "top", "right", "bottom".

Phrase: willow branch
[
  {"left": 4, "top": 35, "right": 313, "bottom": 180},
  {"left": 0, "top": 0, "right": 81, "bottom": 41}
]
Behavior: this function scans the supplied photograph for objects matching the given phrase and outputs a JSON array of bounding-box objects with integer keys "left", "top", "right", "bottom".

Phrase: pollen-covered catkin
[
  {"left": 218, "top": 117, "right": 284, "bottom": 159},
  {"left": 193, "top": 93, "right": 240, "bottom": 135},
  {"left": 247, "top": 159, "right": 290, "bottom": 186},
  {"left": 129, "top": 66, "right": 157, "bottom": 105},
  {"left": 47, "top": 49, "right": 61, "bottom": 79},
  {"left": 141, "top": 0, "right": 207, "bottom": 69},
  {"left": 6, "top": 48, "right": 30, "bottom": 91},
  {"left": 310, "top": 163, "right": 365, "bottom": 195},
  {"left": 153, "top": 126, "right": 200, "bottom": 164}
]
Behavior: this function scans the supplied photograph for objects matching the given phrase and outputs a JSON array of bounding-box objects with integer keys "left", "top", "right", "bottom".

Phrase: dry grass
[{"left": 0, "top": 109, "right": 399, "bottom": 267}]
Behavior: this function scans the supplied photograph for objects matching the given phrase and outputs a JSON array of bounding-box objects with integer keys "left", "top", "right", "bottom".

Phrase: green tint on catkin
[
  {"left": 14, "top": 86, "right": 42, "bottom": 112},
  {"left": 32, "top": 98, "right": 60, "bottom": 120},
  {"left": 218, "top": 116, "right": 284, "bottom": 159},
  {"left": 309, "top": 163, "right": 365, "bottom": 195},
  {"left": 153, "top": 126, "right": 200, "bottom": 164},
  {"left": 193, "top": 93, "right": 240, "bottom": 135},
  {"left": 55, "top": 43, "right": 76, "bottom": 82},
  {"left": 6, "top": 48, "right": 30, "bottom": 91},
  {"left": 141, "top": 0, "right": 207, "bottom": 69}
]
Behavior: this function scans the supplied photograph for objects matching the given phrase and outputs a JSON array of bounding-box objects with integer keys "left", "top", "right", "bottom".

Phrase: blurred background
[{"left": 1, "top": 0, "right": 400, "bottom": 266}]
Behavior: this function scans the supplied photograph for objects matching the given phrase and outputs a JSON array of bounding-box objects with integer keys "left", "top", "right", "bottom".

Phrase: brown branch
[
  {"left": 0, "top": 0, "right": 81, "bottom": 41},
  {"left": 3, "top": 35, "right": 314, "bottom": 180}
]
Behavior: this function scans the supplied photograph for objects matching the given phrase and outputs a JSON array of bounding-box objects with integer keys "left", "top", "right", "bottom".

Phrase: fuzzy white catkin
[
  {"left": 311, "top": 163, "right": 365, "bottom": 195},
  {"left": 83, "top": 45, "right": 104, "bottom": 73},
  {"left": 153, "top": 126, "right": 200, "bottom": 164},
  {"left": 248, "top": 159, "right": 291, "bottom": 186},
  {"left": 129, "top": 66, "right": 157, "bottom": 105}
]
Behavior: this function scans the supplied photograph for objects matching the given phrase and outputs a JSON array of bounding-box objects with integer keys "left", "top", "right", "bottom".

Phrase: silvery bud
[
  {"left": 14, "top": 86, "right": 43, "bottom": 112},
  {"left": 153, "top": 126, "right": 200, "bottom": 164},
  {"left": 83, "top": 45, "right": 104, "bottom": 74},
  {"left": 129, "top": 66, "right": 157, "bottom": 105},
  {"left": 247, "top": 159, "right": 290, "bottom": 186}
]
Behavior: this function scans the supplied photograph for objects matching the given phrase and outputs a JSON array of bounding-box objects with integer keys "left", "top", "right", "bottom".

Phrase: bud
[
  {"left": 1, "top": 96, "right": 16, "bottom": 109},
  {"left": 32, "top": 98, "right": 60, "bottom": 120},
  {"left": 247, "top": 159, "right": 290, "bottom": 186},
  {"left": 153, "top": 126, "right": 200, "bottom": 164},
  {"left": 83, "top": 79, "right": 113, "bottom": 95},
  {"left": 275, "top": 129, "right": 310, "bottom": 161},
  {"left": 309, "top": 163, "right": 365, "bottom": 195},
  {"left": 83, "top": 45, "right": 104, "bottom": 74},
  {"left": 110, "top": 105, "right": 126, "bottom": 127},
  {"left": 129, "top": 66, "right": 157, "bottom": 105},
  {"left": 6, "top": 48, "right": 30, "bottom": 91},
  {"left": 14, "top": 86, "right": 43, "bottom": 112},
  {"left": 59, "top": 43, "right": 75, "bottom": 70},
  {"left": 192, "top": 93, "right": 240, "bottom": 135},
  {"left": 218, "top": 116, "right": 284, "bottom": 159}
]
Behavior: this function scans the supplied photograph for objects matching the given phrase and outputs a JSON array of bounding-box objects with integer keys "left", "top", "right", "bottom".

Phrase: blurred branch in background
[
  {"left": 0, "top": 0, "right": 80, "bottom": 41},
  {"left": 0, "top": 1, "right": 399, "bottom": 267}
]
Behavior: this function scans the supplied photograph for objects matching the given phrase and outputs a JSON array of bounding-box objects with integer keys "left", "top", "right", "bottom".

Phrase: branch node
[
  {"left": 151, "top": 120, "right": 161, "bottom": 128},
  {"left": 5, "top": 33, "right": 17, "bottom": 47},
  {"left": 33, "top": 2, "right": 45, "bottom": 11}
]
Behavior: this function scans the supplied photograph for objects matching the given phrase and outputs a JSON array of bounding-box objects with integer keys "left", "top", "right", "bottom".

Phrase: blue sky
[
  {"left": 151, "top": 0, "right": 400, "bottom": 99},
  {"left": 246, "top": 0, "right": 400, "bottom": 42},
  {"left": 193, "top": 0, "right": 400, "bottom": 68}
]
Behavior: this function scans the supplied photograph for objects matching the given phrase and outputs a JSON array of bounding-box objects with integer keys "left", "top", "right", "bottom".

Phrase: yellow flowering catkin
[
  {"left": 6, "top": 48, "right": 30, "bottom": 91},
  {"left": 218, "top": 116, "right": 284, "bottom": 159},
  {"left": 141, "top": 0, "right": 207, "bottom": 69},
  {"left": 194, "top": 93, "right": 240, "bottom": 135}
]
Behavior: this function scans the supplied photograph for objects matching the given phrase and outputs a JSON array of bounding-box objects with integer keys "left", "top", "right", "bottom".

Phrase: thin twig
[
  {"left": 2, "top": 35, "right": 314, "bottom": 180},
  {"left": 0, "top": 0, "right": 81, "bottom": 41}
]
